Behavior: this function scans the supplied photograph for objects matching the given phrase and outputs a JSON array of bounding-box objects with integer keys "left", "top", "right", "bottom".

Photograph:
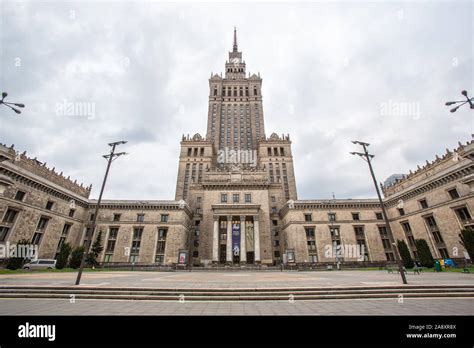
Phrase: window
[
  {"left": 271, "top": 207, "right": 277, "bottom": 214},
  {"left": 196, "top": 208, "right": 201, "bottom": 214},
  {"left": 187, "top": 148, "right": 192, "bottom": 156},
  {"left": 424, "top": 215, "right": 438, "bottom": 231},
  {"left": 272, "top": 220, "right": 278, "bottom": 226},
  {"left": 432, "top": 230, "right": 444, "bottom": 244},
  {"left": 14, "top": 190, "right": 25, "bottom": 201},
  {"left": 221, "top": 193, "right": 228, "bottom": 203},
  {"left": 45, "top": 201, "right": 54, "bottom": 210},
  {"left": 244, "top": 194, "right": 251, "bottom": 203},
  {"left": 305, "top": 227, "right": 315, "bottom": 238},
  {"left": 439, "top": 248, "right": 449, "bottom": 258},
  {"left": 196, "top": 197, "right": 202, "bottom": 204},
  {"left": 104, "top": 227, "right": 119, "bottom": 262},
  {"left": 419, "top": 199, "right": 428, "bottom": 209},
  {"left": 401, "top": 222, "right": 412, "bottom": 233},
  {"left": 69, "top": 209, "right": 75, "bottom": 218},
  {"left": 130, "top": 227, "right": 143, "bottom": 262},
  {"left": 90, "top": 213, "right": 95, "bottom": 221},
  {"left": 137, "top": 214, "right": 145, "bottom": 222},
  {"left": 160, "top": 214, "right": 169, "bottom": 223},
  {"left": 0, "top": 226, "right": 10, "bottom": 242},
  {"left": 329, "top": 227, "right": 340, "bottom": 237},
  {"left": 32, "top": 217, "right": 49, "bottom": 245},
  {"left": 113, "top": 214, "right": 121, "bottom": 222},
  {"left": 307, "top": 240, "right": 316, "bottom": 250},
  {"left": 155, "top": 228, "right": 167, "bottom": 263},
  {"left": 328, "top": 213, "right": 336, "bottom": 222},
  {"left": 158, "top": 228, "right": 167, "bottom": 240},
  {"left": 3, "top": 208, "right": 18, "bottom": 224},
  {"left": 271, "top": 196, "right": 276, "bottom": 203},
  {"left": 274, "top": 251, "right": 281, "bottom": 258},
  {"left": 232, "top": 194, "right": 240, "bottom": 203},
  {"left": 304, "top": 214, "right": 312, "bottom": 222},
  {"left": 352, "top": 213, "right": 360, "bottom": 221},
  {"left": 455, "top": 207, "right": 471, "bottom": 222},
  {"left": 56, "top": 223, "right": 72, "bottom": 253},
  {"left": 385, "top": 252, "right": 395, "bottom": 261},
  {"left": 375, "top": 212, "right": 383, "bottom": 220},
  {"left": 273, "top": 240, "right": 280, "bottom": 247},
  {"left": 447, "top": 188, "right": 460, "bottom": 200},
  {"left": 398, "top": 208, "right": 405, "bottom": 216}
]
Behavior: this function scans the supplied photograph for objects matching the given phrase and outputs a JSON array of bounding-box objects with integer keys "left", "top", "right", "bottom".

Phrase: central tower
[{"left": 206, "top": 27, "right": 265, "bottom": 156}]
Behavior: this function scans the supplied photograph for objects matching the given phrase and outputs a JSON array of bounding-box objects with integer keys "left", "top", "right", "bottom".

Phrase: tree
[
  {"left": 56, "top": 242, "right": 72, "bottom": 269},
  {"left": 397, "top": 240, "right": 414, "bottom": 269},
  {"left": 459, "top": 229, "right": 474, "bottom": 260},
  {"left": 69, "top": 246, "right": 85, "bottom": 269},
  {"left": 414, "top": 239, "right": 435, "bottom": 268},
  {"left": 6, "top": 239, "right": 30, "bottom": 270},
  {"left": 86, "top": 231, "right": 104, "bottom": 268}
]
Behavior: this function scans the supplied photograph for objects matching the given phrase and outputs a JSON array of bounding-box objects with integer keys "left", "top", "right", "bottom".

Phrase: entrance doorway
[{"left": 246, "top": 251, "right": 254, "bottom": 264}]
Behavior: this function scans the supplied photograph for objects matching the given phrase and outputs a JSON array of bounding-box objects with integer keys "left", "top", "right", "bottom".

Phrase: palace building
[{"left": 1, "top": 29, "right": 473, "bottom": 267}]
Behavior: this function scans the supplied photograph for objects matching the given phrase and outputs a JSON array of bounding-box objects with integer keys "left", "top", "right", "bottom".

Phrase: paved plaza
[
  {"left": 0, "top": 297, "right": 473, "bottom": 315},
  {"left": 0, "top": 270, "right": 473, "bottom": 315},
  {"left": 0, "top": 270, "right": 473, "bottom": 288}
]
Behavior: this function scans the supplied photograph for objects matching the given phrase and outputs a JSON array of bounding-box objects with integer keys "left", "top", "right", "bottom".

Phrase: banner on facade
[{"left": 232, "top": 223, "right": 240, "bottom": 256}]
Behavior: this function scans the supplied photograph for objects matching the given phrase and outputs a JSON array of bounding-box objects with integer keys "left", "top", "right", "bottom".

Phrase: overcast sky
[{"left": 0, "top": 0, "right": 472, "bottom": 200}]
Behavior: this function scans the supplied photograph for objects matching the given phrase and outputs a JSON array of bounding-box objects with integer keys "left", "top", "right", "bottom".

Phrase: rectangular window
[
  {"left": 328, "top": 213, "right": 336, "bottom": 222},
  {"left": 419, "top": 199, "right": 428, "bottom": 209},
  {"left": 196, "top": 197, "right": 202, "bottom": 204},
  {"left": 160, "top": 214, "right": 169, "bottom": 222},
  {"left": 398, "top": 208, "right": 405, "bottom": 216},
  {"left": 375, "top": 212, "right": 383, "bottom": 220},
  {"left": 69, "top": 209, "right": 75, "bottom": 218},
  {"left": 455, "top": 207, "right": 471, "bottom": 222},
  {"left": 401, "top": 222, "right": 412, "bottom": 233},
  {"left": 439, "top": 248, "right": 449, "bottom": 258},
  {"left": 271, "top": 207, "right": 277, "bottom": 214},
  {"left": 330, "top": 227, "right": 340, "bottom": 237},
  {"left": 130, "top": 227, "right": 143, "bottom": 261},
  {"left": 0, "top": 226, "right": 11, "bottom": 242},
  {"left": 244, "top": 194, "right": 251, "bottom": 203},
  {"left": 232, "top": 194, "right": 240, "bottom": 203},
  {"left": 304, "top": 214, "right": 312, "bottom": 222},
  {"left": 14, "top": 190, "right": 26, "bottom": 201},
  {"left": 32, "top": 217, "right": 49, "bottom": 245},
  {"left": 221, "top": 193, "right": 228, "bottom": 203},
  {"left": 45, "top": 201, "right": 54, "bottom": 210},
  {"left": 447, "top": 188, "right": 460, "bottom": 200},
  {"left": 352, "top": 213, "right": 360, "bottom": 221},
  {"left": 113, "top": 214, "right": 121, "bottom": 222},
  {"left": 137, "top": 214, "right": 145, "bottom": 222},
  {"left": 271, "top": 196, "right": 276, "bottom": 203},
  {"left": 3, "top": 208, "right": 18, "bottom": 224},
  {"left": 305, "top": 227, "right": 315, "bottom": 238}
]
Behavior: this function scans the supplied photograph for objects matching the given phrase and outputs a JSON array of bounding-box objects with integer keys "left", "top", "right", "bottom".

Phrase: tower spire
[{"left": 233, "top": 26, "right": 238, "bottom": 52}]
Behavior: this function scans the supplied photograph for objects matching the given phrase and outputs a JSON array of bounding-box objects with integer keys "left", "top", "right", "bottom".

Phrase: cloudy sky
[{"left": 0, "top": 0, "right": 472, "bottom": 200}]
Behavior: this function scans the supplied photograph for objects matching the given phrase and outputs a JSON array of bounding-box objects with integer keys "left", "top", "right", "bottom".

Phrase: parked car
[{"left": 23, "top": 259, "right": 56, "bottom": 270}]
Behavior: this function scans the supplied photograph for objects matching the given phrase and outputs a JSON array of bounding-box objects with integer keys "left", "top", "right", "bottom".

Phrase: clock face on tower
[{"left": 232, "top": 57, "right": 240, "bottom": 66}]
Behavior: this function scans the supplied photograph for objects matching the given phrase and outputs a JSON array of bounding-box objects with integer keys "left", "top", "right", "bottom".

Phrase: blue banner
[{"left": 232, "top": 223, "right": 240, "bottom": 256}]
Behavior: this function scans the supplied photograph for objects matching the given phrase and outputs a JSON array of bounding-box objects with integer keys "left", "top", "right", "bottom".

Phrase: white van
[{"left": 23, "top": 259, "right": 56, "bottom": 270}]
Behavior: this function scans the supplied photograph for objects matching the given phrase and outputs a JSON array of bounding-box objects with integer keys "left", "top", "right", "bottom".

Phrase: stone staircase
[{"left": 0, "top": 285, "right": 473, "bottom": 301}]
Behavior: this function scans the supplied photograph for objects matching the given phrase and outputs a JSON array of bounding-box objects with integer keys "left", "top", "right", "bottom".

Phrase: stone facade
[{"left": 1, "top": 30, "right": 473, "bottom": 267}]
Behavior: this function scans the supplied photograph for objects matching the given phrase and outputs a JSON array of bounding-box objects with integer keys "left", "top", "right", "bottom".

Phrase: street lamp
[
  {"left": 75, "top": 141, "right": 128, "bottom": 285},
  {"left": 445, "top": 90, "right": 474, "bottom": 113},
  {"left": 350, "top": 140, "right": 408, "bottom": 285},
  {"left": 0, "top": 92, "right": 25, "bottom": 114}
]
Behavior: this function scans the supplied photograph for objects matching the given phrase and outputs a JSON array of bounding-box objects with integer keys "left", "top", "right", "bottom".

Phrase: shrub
[
  {"left": 397, "top": 240, "right": 414, "bottom": 269},
  {"left": 56, "top": 242, "right": 72, "bottom": 269},
  {"left": 459, "top": 229, "right": 474, "bottom": 260},
  {"left": 86, "top": 231, "right": 104, "bottom": 268},
  {"left": 414, "top": 239, "right": 435, "bottom": 268},
  {"left": 69, "top": 246, "right": 85, "bottom": 269}
]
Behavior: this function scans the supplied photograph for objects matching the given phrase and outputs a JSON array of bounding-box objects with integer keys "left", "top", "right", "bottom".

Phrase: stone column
[
  {"left": 226, "top": 215, "right": 233, "bottom": 264},
  {"left": 240, "top": 215, "right": 246, "bottom": 264},
  {"left": 254, "top": 215, "right": 261, "bottom": 263},
  {"left": 212, "top": 216, "right": 219, "bottom": 263}
]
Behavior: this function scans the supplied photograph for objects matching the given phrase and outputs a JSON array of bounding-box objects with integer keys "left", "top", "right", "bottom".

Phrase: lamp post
[
  {"left": 0, "top": 92, "right": 25, "bottom": 114},
  {"left": 350, "top": 140, "right": 408, "bottom": 284},
  {"left": 75, "top": 141, "right": 128, "bottom": 285},
  {"left": 445, "top": 90, "right": 474, "bottom": 113}
]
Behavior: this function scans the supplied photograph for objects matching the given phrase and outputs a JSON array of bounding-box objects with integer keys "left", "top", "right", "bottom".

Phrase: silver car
[{"left": 23, "top": 259, "right": 56, "bottom": 270}]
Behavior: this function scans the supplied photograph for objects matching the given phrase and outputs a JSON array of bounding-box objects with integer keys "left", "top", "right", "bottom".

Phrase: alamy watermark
[
  {"left": 0, "top": 242, "right": 38, "bottom": 260},
  {"left": 55, "top": 99, "right": 96, "bottom": 120},
  {"left": 380, "top": 99, "right": 420, "bottom": 120},
  {"left": 217, "top": 147, "right": 257, "bottom": 167},
  {"left": 324, "top": 243, "right": 366, "bottom": 261}
]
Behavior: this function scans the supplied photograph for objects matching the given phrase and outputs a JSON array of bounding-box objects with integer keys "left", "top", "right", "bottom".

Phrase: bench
[{"left": 413, "top": 266, "right": 423, "bottom": 275}]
